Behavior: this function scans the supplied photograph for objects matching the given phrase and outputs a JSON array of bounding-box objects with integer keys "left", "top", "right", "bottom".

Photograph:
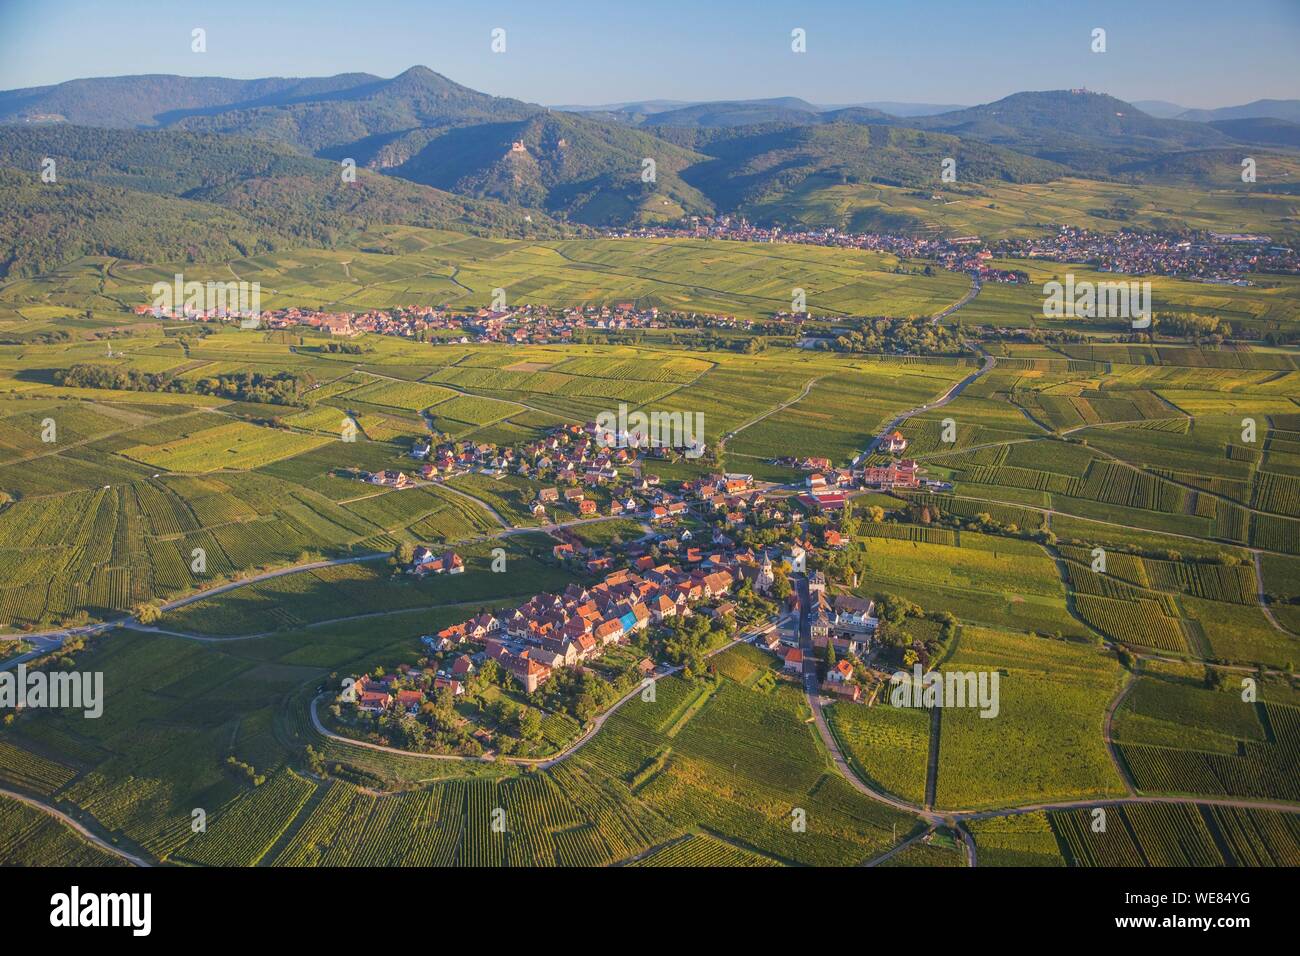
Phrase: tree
[
  {"left": 133, "top": 602, "right": 162, "bottom": 625},
  {"left": 517, "top": 707, "right": 543, "bottom": 742},
  {"left": 394, "top": 541, "right": 415, "bottom": 566}
]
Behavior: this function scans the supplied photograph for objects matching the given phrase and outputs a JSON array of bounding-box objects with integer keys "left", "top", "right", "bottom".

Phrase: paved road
[
  {"left": 0, "top": 786, "right": 149, "bottom": 866},
  {"left": 870, "top": 345, "right": 997, "bottom": 452},
  {"left": 930, "top": 273, "right": 982, "bottom": 324}
]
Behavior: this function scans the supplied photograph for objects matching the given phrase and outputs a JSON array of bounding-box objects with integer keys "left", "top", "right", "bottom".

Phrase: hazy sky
[{"left": 1, "top": 0, "right": 1297, "bottom": 108}]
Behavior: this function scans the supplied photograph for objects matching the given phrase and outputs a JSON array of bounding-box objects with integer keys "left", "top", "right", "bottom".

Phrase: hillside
[
  {"left": 0, "top": 72, "right": 384, "bottom": 128},
  {"left": 0, "top": 125, "right": 566, "bottom": 277},
  {"left": 901, "top": 91, "right": 1234, "bottom": 173},
  {"left": 676, "top": 121, "right": 1068, "bottom": 210},
  {"left": 1209, "top": 117, "right": 1300, "bottom": 149},
  {"left": 641, "top": 98, "right": 823, "bottom": 128},
  {"left": 172, "top": 66, "right": 541, "bottom": 153},
  {"left": 3, "top": 71, "right": 1294, "bottom": 230},
  {"left": 1178, "top": 99, "right": 1300, "bottom": 124},
  {"left": 382, "top": 111, "right": 714, "bottom": 224}
]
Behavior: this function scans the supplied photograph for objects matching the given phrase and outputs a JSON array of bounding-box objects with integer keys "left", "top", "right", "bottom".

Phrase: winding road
[{"left": 308, "top": 627, "right": 766, "bottom": 768}]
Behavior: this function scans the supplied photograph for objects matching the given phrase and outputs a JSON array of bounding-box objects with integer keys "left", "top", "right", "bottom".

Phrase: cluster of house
[
  {"left": 419, "top": 562, "right": 739, "bottom": 693},
  {"left": 412, "top": 424, "right": 639, "bottom": 487},
  {"left": 758, "top": 570, "right": 879, "bottom": 703},
  {"left": 609, "top": 219, "right": 1295, "bottom": 283},
  {"left": 351, "top": 666, "right": 469, "bottom": 715}
]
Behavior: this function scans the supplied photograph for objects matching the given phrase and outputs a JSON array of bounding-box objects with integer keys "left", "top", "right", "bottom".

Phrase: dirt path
[
  {"left": 0, "top": 786, "right": 150, "bottom": 866},
  {"left": 722, "top": 376, "right": 821, "bottom": 445},
  {"left": 1103, "top": 671, "right": 1139, "bottom": 796},
  {"left": 1254, "top": 550, "right": 1296, "bottom": 637}
]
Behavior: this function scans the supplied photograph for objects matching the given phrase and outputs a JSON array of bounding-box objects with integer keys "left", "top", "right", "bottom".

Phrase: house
[
  {"left": 861, "top": 459, "right": 919, "bottom": 490},
  {"left": 410, "top": 439, "right": 432, "bottom": 460},
  {"left": 411, "top": 549, "right": 464, "bottom": 576},
  {"left": 395, "top": 689, "right": 424, "bottom": 713},
  {"left": 879, "top": 429, "right": 908, "bottom": 454},
  {"left": 371, "top": 469, "right": 410, "bottom": 489},
  {"left": 701, "top": 570, "right": 734, "bottom": 597},
  {"left": 563, "top": 487, "right": 585, "bottom": 503},
  {"left": 651, "top": 593, "right": 677, "bottom": 622},
  {"left": 832, "top": 595, "right": 877, "bottom": 634},
  {"left": 357, "top": 690, "right": 392, "bottom": 713},
  {"left": 826, "top": 682, "right": 862, "bottom": 703},
  {"left": 780, "top": 646, "right": 804, "bottom": 672},
  {"left": 709, "top": 601, "right": 736, "bottom": 620},
  {"left": 507, "top": 656, "right": 551, "bottom": 694},
  {"left": 827, "top": 659, "right": 854, "bottom": 684},
  {"left": 578, "top": 499, "right": 597, "bottom": 516},
  {"left": 433, "top": 676, "right": 465, "bottom": 697},
  {"left": 450, "top": 655, "right": 476, "bottom": 678},
  {"left": 798, "top": 491, "right": 847, "bottom": 512},
  {"left": 538, "top": 487, "right": 560, "bottom": 503},
  {"left": 593, "top": 618, "right": 623, "bottom": 645},
  {"left": 531, "top": 501, "right": 547, "bottom": 518}
]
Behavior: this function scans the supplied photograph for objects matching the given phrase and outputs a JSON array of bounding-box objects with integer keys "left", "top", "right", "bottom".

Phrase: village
[
  {"left": 611, "top": 218, "right": 1297, "bottom": 281},
  {"left": 327, "top": 419, "right": 963, "bottom": 758}
]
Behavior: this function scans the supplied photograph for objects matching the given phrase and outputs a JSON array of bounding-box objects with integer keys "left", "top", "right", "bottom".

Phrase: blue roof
[{"left": 619, "top": 611, "right": 637, "bottom": 630}]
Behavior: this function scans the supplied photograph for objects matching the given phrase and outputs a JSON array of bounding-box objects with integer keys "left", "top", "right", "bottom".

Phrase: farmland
[
  {"left": 0, "top": 232, "right": 1297, "bottom": 870},
  {"left": 0, "top": 228, "right": 972, "bottom": 325},
  {"left": 933, "top": 626, "right": 1127, "bottom": 810}
]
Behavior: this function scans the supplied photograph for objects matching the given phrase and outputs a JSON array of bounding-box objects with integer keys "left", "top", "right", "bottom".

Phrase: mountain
[
  {"left": 172, "top": 66, "right": 541, "bottom": 153},
  {"left": 0, "top": 125, "right": 564, "bottom": 278},
  {"left": 1208, "top": 117, "right": 1300, "bottom": 149},
  {"left": 0, "top": 73, "right": 383, "bottom": 128},
  {"left": 551, "top": 100, "right": 694, "bottom": 115},
  {"left": 820, "top": 101, "right": 967, "bottom": 117},
  {"left": 1177, "top": 99, "right": 1300, "bottom": 124},
  {"left": 640, "top": 98, "right": 822, "bottom": 128},
  {"left": 1, "top": 71, "right": 1281, "bottom": 237},
  {"left": 1131, "top": 100, "right": 1189, "bottom": 119},
  {"left": 378, "top": 111, "right": 713, "bottom": 224},
  {"left": 898, "top": 90, "right": 1233, "bottom": 173},
  {"left": 672, "top": 121, "right": 1068, "bottom": 211}
]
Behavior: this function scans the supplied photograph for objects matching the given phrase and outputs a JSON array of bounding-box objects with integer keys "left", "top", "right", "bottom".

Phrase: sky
[{"left": 1, "top": 0, "right": 1297, "bottom": 109}]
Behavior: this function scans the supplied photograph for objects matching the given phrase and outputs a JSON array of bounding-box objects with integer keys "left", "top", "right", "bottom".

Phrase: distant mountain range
[
  {"left": 1176, "top": 99, "right": 1300, "bottom": 124},
  {"left": 1, "top": 67, "right": 1297, "bottom": 276}
]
